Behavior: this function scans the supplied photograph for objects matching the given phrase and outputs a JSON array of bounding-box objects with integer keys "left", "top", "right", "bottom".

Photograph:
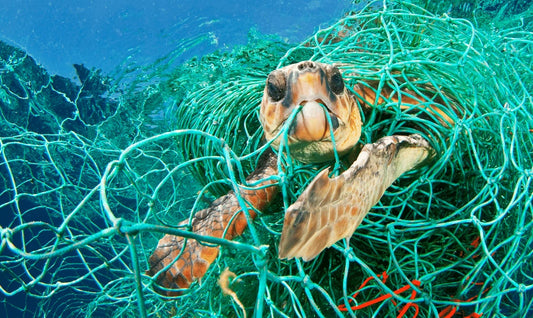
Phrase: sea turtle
[{"left": 147, "top": 61, "right": 455, "bottom": 295}]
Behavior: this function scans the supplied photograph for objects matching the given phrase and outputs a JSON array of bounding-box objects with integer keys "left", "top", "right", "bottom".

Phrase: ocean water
[
  {"left": 0, "top": 0, "right": 353, "bottom": 78},
  {"left": 0, "top": 1, "right": 355, "bottom": 316},
  {"left": 1, "top": 0, "right": 532, "bottom": 317}
]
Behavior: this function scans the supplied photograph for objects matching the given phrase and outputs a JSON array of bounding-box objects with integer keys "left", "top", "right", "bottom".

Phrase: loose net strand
[{"left": 1, "top": 1, "right": 532, "bottom": 317}]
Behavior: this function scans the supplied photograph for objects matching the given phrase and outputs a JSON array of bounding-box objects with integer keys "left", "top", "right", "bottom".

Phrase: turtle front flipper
[
  {"left": 147, "top": 150, "right": 278, "bottom": 296},
  {"left": 278, "top": 134, "right": 433, "bottom": 261}
]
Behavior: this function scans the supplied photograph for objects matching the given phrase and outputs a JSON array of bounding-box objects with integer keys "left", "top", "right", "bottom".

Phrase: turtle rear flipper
[
  {"left": 147, "top": 150, "right": 278, "bottom": 295},
  {"left": 278, "top": 134, "right": 433, "bottom": 261}
]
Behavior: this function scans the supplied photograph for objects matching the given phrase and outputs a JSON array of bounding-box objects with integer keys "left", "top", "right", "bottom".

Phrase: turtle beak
[{"left": 289, "top": 100, "right": 340, "bottom": 142}]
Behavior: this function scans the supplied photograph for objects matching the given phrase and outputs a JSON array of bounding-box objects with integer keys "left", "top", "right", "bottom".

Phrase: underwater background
[{"left": 1, "top": 0, "right": 532, "bottom": 317}]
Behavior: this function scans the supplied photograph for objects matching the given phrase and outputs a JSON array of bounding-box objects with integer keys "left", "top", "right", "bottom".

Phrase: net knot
[
  {"left": 517, "top": 284, "right": 527, "bottom": 293},
  {"left": 486, "top": 177, "right": 496, "bottom": 185},
  {"left": 386, "top": 223, "right": 397, "bottom": 237},
  {"left": 114, "top": 217, "right": 126, "bottom": 235},
  {"left": 344, "top": 245, "right": 356, "bottom": 261},
  {"left": 302, "top": 275, "right": 314, "bottom": 289},
  {"left": 423, "top": 293, "right": 432, "bottom": 305},
  {"left": 253, "top": 246, "right": 269, "bottom": 267},
  {"left": 277, "top": 171, "right": 288, "bottom": 187},
  {"left": 0, "top": 227, "right": 12, "bottom": 241},
  {"left": 470, "top": 215, "right": 481, "bottom": 228},
  {"left": 417, "top": 176, "right": 428, "bottom": 185},
  {"left": 503, "top": 103, "right": 512, "bottom": 113}
]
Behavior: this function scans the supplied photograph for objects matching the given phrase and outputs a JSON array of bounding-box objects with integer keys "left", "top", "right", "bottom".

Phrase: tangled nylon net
[{"left": 1, "top": 1, "right": 532, "bottom": 317}]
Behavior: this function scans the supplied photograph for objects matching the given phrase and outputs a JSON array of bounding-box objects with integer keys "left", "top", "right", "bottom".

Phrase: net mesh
[{"left": 1, "top": 1, "right": 532, "bottom": 317}]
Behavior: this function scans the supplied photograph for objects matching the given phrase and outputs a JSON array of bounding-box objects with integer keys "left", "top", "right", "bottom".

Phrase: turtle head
[{"left": 260, "top": 61, "right": 362, "bottom": 163}]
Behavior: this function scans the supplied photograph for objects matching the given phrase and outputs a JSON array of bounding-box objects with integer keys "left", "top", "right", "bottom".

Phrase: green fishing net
[{"left": 1, "top": 1, "right": 532, "bottom": 317}]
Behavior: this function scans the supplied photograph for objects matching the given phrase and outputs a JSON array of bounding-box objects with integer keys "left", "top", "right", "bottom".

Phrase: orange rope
[
  {"left": 338, "top": 271, "right": 421, "bottom": 317},
  {"left": 438, "top": 286, "right": 488, "bottom": 318},
  {"left": 339, "top": 271, "right": 485, "bottom": 317}
]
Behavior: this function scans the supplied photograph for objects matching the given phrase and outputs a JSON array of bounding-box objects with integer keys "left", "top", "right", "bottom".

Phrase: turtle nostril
[{"left": 297, "top": 61, "right": 316, "bottom": 71}]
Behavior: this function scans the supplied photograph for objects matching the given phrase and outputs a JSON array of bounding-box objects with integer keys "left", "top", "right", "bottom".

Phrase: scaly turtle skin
[{"left": 147, "top": 61, "right": 451, "bottom": 295}]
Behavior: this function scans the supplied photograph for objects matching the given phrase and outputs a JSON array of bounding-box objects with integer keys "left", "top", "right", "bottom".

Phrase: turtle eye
[
  {"left": 329, "top": 68, "right": 345, "bottom": 95},
  {"left": 267, "top": 71, "right": 286, "bottom": 102}
]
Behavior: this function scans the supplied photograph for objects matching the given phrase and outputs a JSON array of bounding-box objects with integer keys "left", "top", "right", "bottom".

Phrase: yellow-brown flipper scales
[
  {"left": 146, "top": 151, "right": 278, "bottom": 296},
  {"left": 279, "top": 134, "right": 433, "bottom": 260}
]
